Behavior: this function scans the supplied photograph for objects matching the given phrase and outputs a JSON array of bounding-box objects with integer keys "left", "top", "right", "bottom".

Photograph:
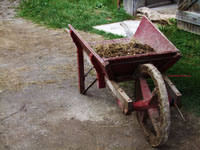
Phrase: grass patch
[
  {"left": 160, "top": 21, "right": 200, "bottom": 115},
  {"left": 17, "top": 0, "right": 133, "bottom": 39}
]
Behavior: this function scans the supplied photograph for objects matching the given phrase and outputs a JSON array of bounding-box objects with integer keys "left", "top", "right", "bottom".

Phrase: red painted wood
[
  {"left": 133, "top": 99, "right": 157, "bottom": 111},
  {"left": 70, "top": 31, "right": 85, "bottom": 94},
  {"left": 160, "top": 53, "right": 182, "bottom": 73},
  {"left": 135, "top": 77, "right": 160, "bottom": 126},
  {"left": 90, "top": 54, "right": 106, "bottom": 88},
  {"left": 68, "top": 24, "right": 110, "bottom": 81},
  {"left": 68, "top": 24, "right": 105, "bottom": 65},
  {"left": 133, "top": 78, "right": 154, "bottom": 111},
  {"left": 139, "top": 77, "right": 152, "bottom": 99},
  {"left": 134, "top": 16, "right": 179, "bottom": 53}
]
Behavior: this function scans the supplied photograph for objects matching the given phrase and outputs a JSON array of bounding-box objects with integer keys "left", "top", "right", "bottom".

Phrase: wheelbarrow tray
[{"left": 69, "top": 17, "right": 181, "bottom": 81}]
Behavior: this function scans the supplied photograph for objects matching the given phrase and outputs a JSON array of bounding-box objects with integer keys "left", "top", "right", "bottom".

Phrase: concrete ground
[{"left": 0, "top": 1, "right": 200, "bottom": 150}]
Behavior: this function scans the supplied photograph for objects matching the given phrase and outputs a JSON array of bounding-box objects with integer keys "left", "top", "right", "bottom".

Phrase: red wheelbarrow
[{"left": 68, "top": 17, "right": 182, "bottom": 147}]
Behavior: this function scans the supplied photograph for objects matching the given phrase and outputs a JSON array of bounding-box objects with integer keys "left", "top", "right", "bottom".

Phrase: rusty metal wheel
[{"left": 135, "top": 64, "right": 170, "bottom": 147}]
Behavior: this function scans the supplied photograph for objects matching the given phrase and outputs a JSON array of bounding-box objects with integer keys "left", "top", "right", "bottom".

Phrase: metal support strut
[
  {"left": 83, "top": 78, "right": 97, "bottom": 94},
  {"left": 84, "top": 67, "right": 94, "bottom": 77},
  {"left": 82, "top": 67, "right": 97, "bottom": 94}
]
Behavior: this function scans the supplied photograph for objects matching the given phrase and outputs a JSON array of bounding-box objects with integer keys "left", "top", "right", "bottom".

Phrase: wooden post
[
  {"left": 77, "top": 44, "right": 85, "bottom": 94},
  {"left": 70, "top": 31, "right": 85, "bottom": 94},
  {"left": 117, "top": 0, "right": 122, "bottom": 9},
  {"left": 178, "top": 0, "right": 198, "bottom": 11},
  {"left": 176, "top": 0, "right": 200, "bottom": 35},
  {"left": 123, "top": 0, "right": 145, "bottom": 16}
]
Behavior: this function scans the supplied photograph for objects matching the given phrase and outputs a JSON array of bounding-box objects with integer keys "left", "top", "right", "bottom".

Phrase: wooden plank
[
  {"left": 178, "top": 0, "right": 198, "bottom": 11},
  {"left": 176, "top": 10, "right": 200, "bottom": 26},
  {"left": 123, "top": 0, "right": 145, "bottom": 16},
  {"left": 163, "top": 75, "right": 182, "bottom": 106},
  {"left": 189, "top": 0, "right": 200, "bottom": 13},
  {"left": 105, "top": 77, "right": 133, "bottom": 115},
  {"left": 177, "top": 20, "right": 200, "bottom": 35},
  {"left": 147, "top": 1, "right": 172, "bottom": 8},
  {"left": 176, "top": 2, "right": 200, "bottom": 35},
  {"left": 146, "top": 0, "right": 171, "bottom": 5}
]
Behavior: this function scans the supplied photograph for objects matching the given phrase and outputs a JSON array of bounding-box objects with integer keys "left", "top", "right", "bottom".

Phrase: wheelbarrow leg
[
  {"left": 69, "top": 30, "right": 85, "bottom": 94},
  {"left": 77, "top": 44, "right": 85, "bottom": 94}
]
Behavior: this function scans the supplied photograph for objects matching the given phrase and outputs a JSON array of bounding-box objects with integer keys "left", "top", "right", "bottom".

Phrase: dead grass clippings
[{"left": 92, "top": 39, "right": 155, "bottom": 58}]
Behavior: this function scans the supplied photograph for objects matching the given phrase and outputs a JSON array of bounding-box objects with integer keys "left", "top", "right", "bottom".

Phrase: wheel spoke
[
  {"left": 137, "top": 111, "right": 150, "bottom": 137},
  {"left": 148, "top": 107, "right": 161, "bottom": 136},
  {"left": 139, "top": 110, "right": 148, "bottom": 123}
]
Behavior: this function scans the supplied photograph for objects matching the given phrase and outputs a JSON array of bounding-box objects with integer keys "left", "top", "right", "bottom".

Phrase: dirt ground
[{"left": 0, "top": 0, "right": 200, "bottom": 150}]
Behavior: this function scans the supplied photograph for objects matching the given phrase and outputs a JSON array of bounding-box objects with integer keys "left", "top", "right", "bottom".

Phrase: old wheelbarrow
[{"left": 68, "top": 17, "right": 182, "bottom": 147}]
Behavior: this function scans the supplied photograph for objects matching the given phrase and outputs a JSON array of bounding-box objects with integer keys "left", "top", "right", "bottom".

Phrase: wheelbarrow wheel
[{"left": 135, "top": 64, "right": 170, "bottom": 147}]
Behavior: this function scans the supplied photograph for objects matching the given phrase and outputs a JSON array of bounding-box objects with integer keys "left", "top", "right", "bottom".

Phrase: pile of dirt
[{"left": 92, "top": 39, "right": 155, "bottom": 58}]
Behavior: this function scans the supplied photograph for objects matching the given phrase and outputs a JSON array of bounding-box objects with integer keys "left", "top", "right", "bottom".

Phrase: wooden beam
[
  {"left": 163, "top": 75, "right": 182, "bottom": 106},
  {"left": 178, "top": 0, "right": 198, "bottom": 11},
  {"left": 147, "top": 1, "right": 172, "bottom": 8},
  {"left": 176, "top": 10, "right": 200, "bottom": 26},
  {"left": 105, "top": 77, "right": 133, "bottom": 115}
]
